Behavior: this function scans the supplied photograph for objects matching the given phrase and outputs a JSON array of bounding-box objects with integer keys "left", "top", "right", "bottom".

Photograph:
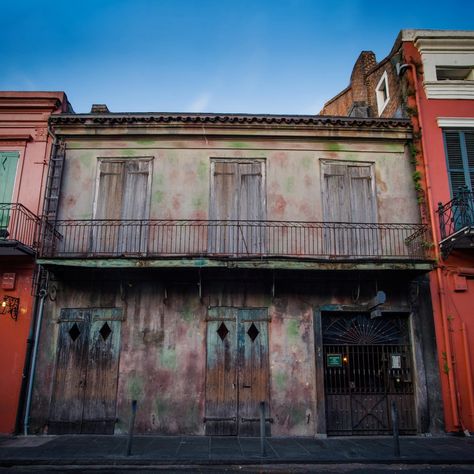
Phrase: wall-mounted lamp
[{"left": 1, "top": 295, "right": 19, "bottom": 321}]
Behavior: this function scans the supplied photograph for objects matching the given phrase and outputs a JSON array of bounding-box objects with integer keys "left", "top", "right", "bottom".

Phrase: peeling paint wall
[
  {"left": 30, "top": 270, "right": 435, "bottom": 436},
  {"left": 58, "top": 138, "right": 419, "bottom": 225}
]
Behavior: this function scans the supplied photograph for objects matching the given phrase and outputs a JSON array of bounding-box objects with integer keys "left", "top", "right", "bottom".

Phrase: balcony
[
  {"left": 0, "top": 203, "right": 41, "bottom": 256},
  {"left": 438, "top": 189, "right": 474, "bottom": 257},
  {"left": 38, "top": 220, "right": 430, "bottom": 270}
]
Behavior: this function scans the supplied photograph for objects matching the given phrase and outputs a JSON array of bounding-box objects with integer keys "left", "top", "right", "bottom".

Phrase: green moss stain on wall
[
  {"left": 326, "top": 142, "right": 343, "bottom": 152},
  {"left": 302, "top": 156, "right": 312, "bottom": 170},
  {"left": 181, "top": 302, "right": 194, "bottom": 322},
  {"left": 285, "top": 176, "right": 295, "bottom": 193},
  {"left": 160, "top": 348, "right": 177, "bottom": 370},
  {"left": 197, "top": 161, "right": 208, "bottom": 181},
  {"left": 192, "top": 195, "right": 206, "bottom": 210},
  {"left": 135, "top": 139, "right": 156, "bottom": 146},
  {"left": 287, "top": 319, "right": 299, "bottom": 343},
  {"left": 122, "top": 149, "right": 137, "bottom": 157},
  {"left": 155, "top": 173, "right": 165, "bottom": 186},
  {"left": 155, "top": 397, "right": 169, "bottom": 416},
  {"left": 153, "top": 190, "right": 164, "bottom": 204},
  {"left": 230, "top": 141, "right": 251, "bottom": 149},
  {"left": 275, "top": 371, "right": 287, "bottom": 391},
  {"left": 128, "top": 375, "right": 144, "bottom": 401},
  {"left": 290, "top": 406, "right": 306, "bottom": 425},
  {"left": 384, "top": 143, "right": 403, "bottom": 152}
]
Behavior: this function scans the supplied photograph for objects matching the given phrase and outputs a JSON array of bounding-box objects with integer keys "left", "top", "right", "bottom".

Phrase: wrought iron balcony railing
[
  {"left": 438, "top": 189, "right": 474, "bottom": 239},
  {"left": 0, "top": 203, "right": 41, "bottom": 255},
  {"left": 437, "top": 189, "right": 474, "bottom": 255},
  {"left": 39, "top": 219, "right": 429, "bottom": 261}
]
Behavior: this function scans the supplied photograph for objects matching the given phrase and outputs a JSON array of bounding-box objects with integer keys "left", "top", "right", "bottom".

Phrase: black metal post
[
  {"left": 260, "top": 401, "right": 266, "bottom": 457},
  {"left": 391, "top": 400, "right": 400, "bottom": 457},
  {"left": 126, "top": 400, "right": 138, "bottom": 456}
]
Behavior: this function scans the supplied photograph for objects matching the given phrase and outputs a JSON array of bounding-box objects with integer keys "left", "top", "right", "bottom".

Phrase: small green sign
[{"left": 327, "top": 354, "right": 342, "bottom": 367}]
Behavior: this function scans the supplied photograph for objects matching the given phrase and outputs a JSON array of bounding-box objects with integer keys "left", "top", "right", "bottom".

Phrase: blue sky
[{"left": 1, "top": 0, "right": 473, "bottom": 114}]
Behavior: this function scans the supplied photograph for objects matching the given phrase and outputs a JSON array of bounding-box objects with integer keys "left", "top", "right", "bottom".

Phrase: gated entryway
[
  {"left": 322, "top": 312, "right": 416, "bottom": 436},
  {"left": 205, "top": 307, "right": 270, "bottom": 436},
  {"left": 48, "top": 308, "right": 122, "bottom": 434}
]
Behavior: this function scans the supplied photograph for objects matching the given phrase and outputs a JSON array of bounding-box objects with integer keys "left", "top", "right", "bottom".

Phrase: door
[
  {"left": 0, "top": 152, "right": 19, "bottom": 234},
  {"left": 205, "top": 307, "right": 270, "bottom": 436},
  {"left": 49, "top": 308, "right": 122, "bottom": 434},
  {"left": 209, "top": 160, "right": 265, "bottom": 255},
  {"left": 93, "top": 159, "right": 152, "bottom": 254},
  {"left": 322, "top": 312, "right": 416, "bottom": 436},
  {"left": 321, "top": 161, "right": 377, "bottom": 256}
]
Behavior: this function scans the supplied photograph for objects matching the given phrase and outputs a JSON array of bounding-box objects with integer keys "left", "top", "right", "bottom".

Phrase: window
[
  {"left": 444, "top": 130, "right": 474, "bottom": 194},
  {"left": 0, "top": 151, "right": 19, "bottom": 230},
  {"left": 321, "top": 160, "right": 378, "bottom": 255},
  {"left": 92, "top": 158, "right": 153, "bottom": 254},
  {"left": 375, "top": 71, "right": 390, "bottom": 116},
  {"left": 209, "top": 159, "right": 265, "bottom": 253},
  {"left": 436, "top": 66, "right": 474, "bottom": 81}
]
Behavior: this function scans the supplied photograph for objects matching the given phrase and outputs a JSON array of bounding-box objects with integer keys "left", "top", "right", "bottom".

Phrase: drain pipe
[
  {"left": 399, "top": 60, "right": 461, "bottom": 429},
  {"left": 23, "top": 288, "right": 48, "bottom": 436}
]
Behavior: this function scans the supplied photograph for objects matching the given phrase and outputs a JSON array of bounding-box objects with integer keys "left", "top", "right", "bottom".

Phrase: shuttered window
[
  {"left": 444, "top": 130, "right": 474, "bottom": 194},
  {"left": 321, "top": 161, "right": 377, "bottom": 223},
  {"left": 95, "top": 159, "right": 152, "bottom": 220}
]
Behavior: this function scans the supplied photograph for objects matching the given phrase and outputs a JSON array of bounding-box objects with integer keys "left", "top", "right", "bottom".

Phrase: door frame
[
  {"left": 204, "top": 306, "right": 271, "bottom": 436},
  {"left": 48, "top": 307, "right": 124, "bottom": 434},
  {"left": 314, "top": 305, "right": 424, "bottom": 437}
]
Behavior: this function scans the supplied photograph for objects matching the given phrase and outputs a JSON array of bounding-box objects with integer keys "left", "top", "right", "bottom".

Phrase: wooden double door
[
  {"left": 49, "top": 308, "right": 122, "bottom": 434},
  {"left": 205, "top": 307, "right": 270, "bottom": 436}
]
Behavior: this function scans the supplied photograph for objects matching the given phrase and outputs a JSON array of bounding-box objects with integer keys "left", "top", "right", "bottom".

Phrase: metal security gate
[{"left": 322, "top": 312, "right": 416, "bottom": 436}]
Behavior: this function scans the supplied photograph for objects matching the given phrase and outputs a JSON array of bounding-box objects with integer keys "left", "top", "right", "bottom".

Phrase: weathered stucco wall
[
  {"left": 31, "top": 270, "right": 430, "bottom": 436},
  {"left": 58, "top": 137, "right": 420, "bottom": 225}
]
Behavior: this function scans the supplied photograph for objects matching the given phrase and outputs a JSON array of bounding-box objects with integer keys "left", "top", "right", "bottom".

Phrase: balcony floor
[
  {"left": 0, "top": 240, "right": 36, "bottom": 256},
  {"left": 37, "top": 256, "right": 433, "bottom": 272}
]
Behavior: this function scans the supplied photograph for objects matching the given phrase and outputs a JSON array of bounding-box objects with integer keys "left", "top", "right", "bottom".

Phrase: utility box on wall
[{"left": 1, "top": 273, "right": 16, "bottom": 290}]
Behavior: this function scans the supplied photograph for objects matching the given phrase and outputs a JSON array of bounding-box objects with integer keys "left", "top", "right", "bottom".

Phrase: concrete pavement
[{"left": 0, "top": 434, "right": 473, "bottom": 468}]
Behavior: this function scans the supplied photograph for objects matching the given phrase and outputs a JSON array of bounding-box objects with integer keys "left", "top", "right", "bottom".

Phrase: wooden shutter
[
  {"left": 322, "top": 162, "right": 351, "bottom": 222},
  {"left": 120, "top": 160, "right": 150, "bottom": 253},
  {"left": 122, "top": 160, "right": 150, "bottom": 220},
  {"left": 95, "top": 161, "right": 124, "bottom": 219},
  {"left": 0, "top": 152, "right": 19, "bottom": 229},
  {"left": 349, "top": 165, "right": 376, "bottom": 223},
  {"left": 445, "top": 131, "right": 468, "bottom": 193},
  {"left": 210, "top": 161, "right": 238, "bottom": 221},
  {"left": 238, "top": 162, "right": 264, "bottom": 253},
  {"left": 465, "top": 131, "right": 474, "bottom": 191}
]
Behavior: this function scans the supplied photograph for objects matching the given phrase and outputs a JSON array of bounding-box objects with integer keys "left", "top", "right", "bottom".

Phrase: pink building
[{"left": 0, "top": 92, "right": 70, "bottom": 433}]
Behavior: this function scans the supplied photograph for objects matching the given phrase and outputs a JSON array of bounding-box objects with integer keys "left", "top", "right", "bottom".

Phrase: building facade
[
  {"left": 28, "top": 110, "right": 442, "bottom": 436},
  {"left": 322, "top": 29, "right": 474, "bottom": 433},
  {"left": 0, "top": 92, "right": 70, "bottom": 434}
]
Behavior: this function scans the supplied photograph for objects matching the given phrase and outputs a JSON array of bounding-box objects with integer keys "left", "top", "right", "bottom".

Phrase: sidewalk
[{"left": 0, "top": 434, "right": 473, "bottom": 467}]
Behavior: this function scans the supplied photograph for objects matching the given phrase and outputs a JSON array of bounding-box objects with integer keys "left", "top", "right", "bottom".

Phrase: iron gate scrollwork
[{"left": 322, "top": 313, "right": 416, "bottom": 435}]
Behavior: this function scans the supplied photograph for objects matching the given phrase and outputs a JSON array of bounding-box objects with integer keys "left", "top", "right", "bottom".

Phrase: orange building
[
  {"left": 0, "top": 92, "right": 70, "bottom": 433},
  {"left": 322, "top": 29, "right": 474, "bottom": 433}
]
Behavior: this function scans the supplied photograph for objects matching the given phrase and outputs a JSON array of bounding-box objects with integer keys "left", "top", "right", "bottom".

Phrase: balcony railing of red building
[
  {"left": 39, "top": 219, "right": 429, "bottom": 261},
  {"left": 437, "top": 189, "right": 474, "bottom": 256},
  {"left": 0, "top": 203, "right": 42, "bottom": 255}
]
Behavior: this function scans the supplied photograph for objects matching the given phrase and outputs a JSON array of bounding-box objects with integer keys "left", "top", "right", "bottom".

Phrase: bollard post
[
  {"left": 259, "top": 401, "right": 266, "bottom": 457},
  {"left": 391, "top": 400, "right": 400, "bottom": 457},
  {"left": 126, "top": 400, "right": 138, "bottom": 457}
]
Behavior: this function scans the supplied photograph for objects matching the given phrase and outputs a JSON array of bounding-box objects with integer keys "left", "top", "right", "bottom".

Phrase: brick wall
[{"left": 321, "top": 50, "right": 406, "bottom": 119}]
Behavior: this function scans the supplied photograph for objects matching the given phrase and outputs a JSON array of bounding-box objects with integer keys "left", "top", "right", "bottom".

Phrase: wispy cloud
[{"left": 186, "top": 92, "right": 212, "bottom": 112}]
